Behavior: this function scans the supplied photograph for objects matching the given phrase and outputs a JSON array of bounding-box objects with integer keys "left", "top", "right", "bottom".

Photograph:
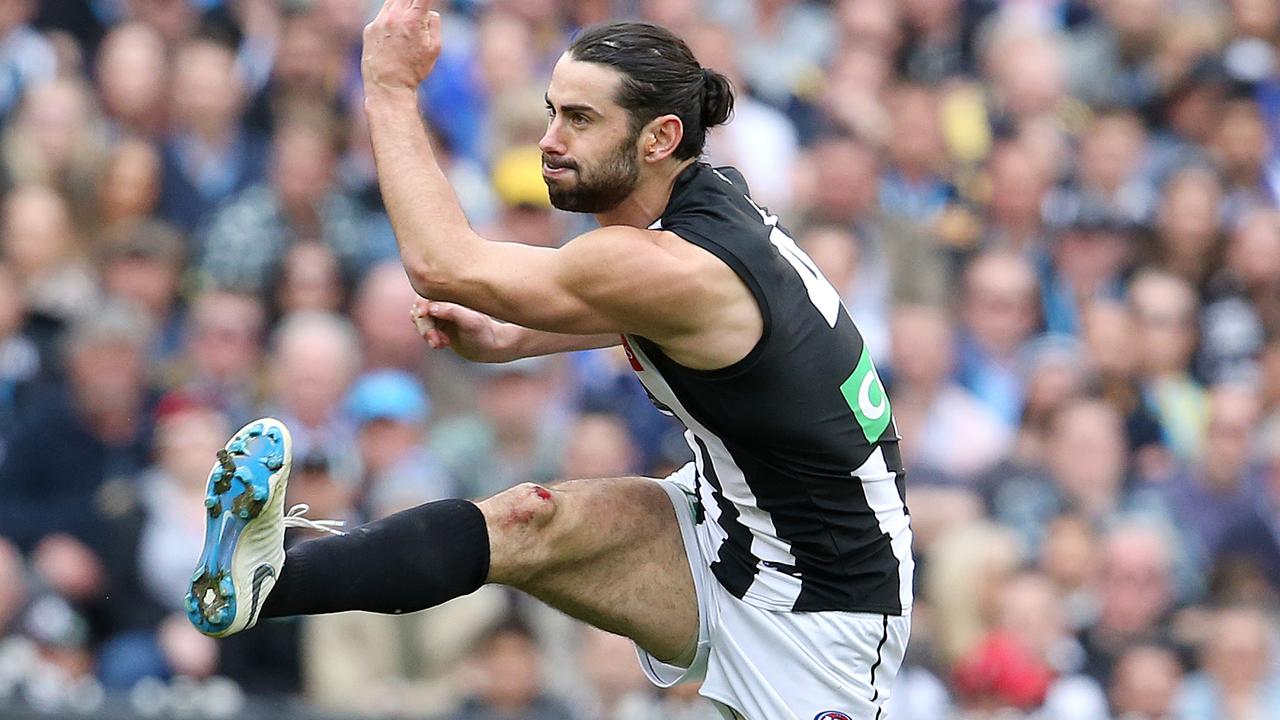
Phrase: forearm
[
  {"left": 502, "top": 325, "right": 620, "bottom": 360},
  {"left": 364, "top": 88, "right": 479, "bottom": 294}
]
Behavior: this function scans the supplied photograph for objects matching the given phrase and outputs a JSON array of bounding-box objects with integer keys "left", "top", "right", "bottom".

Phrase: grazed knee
[
  {"left": 480, "top": 483, "right": 561, "bottom": 584},
  {"left": 482, "top": 482, "right": 557, "bottom": 529}
]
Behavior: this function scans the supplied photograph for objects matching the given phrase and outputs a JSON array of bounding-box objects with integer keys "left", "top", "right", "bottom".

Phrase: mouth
[{"left": 541, "top": 162, "right": 575, "bottom": 180}]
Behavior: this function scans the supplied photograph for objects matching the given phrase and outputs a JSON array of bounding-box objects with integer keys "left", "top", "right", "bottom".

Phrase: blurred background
[{"left": 0, "top": 0, "right": 1277, "bottom": 718}]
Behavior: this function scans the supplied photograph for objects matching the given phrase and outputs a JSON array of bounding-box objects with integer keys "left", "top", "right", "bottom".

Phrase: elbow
[{"left": 403, "top": 259, "right": 457, "bottom": 299}]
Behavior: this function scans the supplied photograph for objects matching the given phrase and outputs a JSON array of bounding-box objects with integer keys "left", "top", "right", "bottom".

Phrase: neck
[{"left": 593, "top": 158, "right": 697, "bottom": 228}]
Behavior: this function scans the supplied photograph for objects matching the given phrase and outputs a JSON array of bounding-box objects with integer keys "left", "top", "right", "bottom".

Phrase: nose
[{"left": 538, "top": 121, "right": 565, "bottom": 157}]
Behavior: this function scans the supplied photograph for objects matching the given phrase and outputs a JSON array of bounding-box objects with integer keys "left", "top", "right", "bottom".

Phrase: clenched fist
[{"left": 361, "top": 0, "right": 443, "bottom": 95}]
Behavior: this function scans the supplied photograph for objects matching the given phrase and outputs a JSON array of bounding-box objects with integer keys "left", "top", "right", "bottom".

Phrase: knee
[
  {"left": 479, "top": 483, "right": 561, "bottom": 584},
  {"left": 480, "top": 482, "right": 559, "bottom": 536}
]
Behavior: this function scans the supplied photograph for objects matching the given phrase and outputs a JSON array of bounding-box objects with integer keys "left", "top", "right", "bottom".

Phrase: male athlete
[{"left": 185, "top": 3, "right": 912, "bottom": 718}]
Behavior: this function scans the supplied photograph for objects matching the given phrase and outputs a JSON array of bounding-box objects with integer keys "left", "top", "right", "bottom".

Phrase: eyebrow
[{"left": 545, "top": 93, "right": 602, "bottom": 117}]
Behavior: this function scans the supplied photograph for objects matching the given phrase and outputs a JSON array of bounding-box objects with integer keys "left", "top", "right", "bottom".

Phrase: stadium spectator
[
  {"left": 1174, "top": 605, "right": 1280, "bottom": 718},
  {"left": 96, "top": 219, "right": 187, "bottom": 367},
  {"left": 887, "top": 303, "right": 1012, "bottom": 481},
  {"left": 93, "top": 22, "right": 168, "bottom": 140},
  {"left": 452, "top": 617, "right": 575, "bottom": 720},
  {"left": 158, "top": 32, "right": 268, "bottom": 232},
  {"left": 956, "top": 250, "right": 1041, "bottom": 427},
  {"left": 196, "top": 109, "right": 394, "bottom": 296},
  {"left": 263, "top": 311, "right": 362, "bottom": 495},
  {"left": 430, "top": 356, "right": 570, "bottom": 499},
  {"left": 1078, "top": 521, "right": 1180, "bottom": 685},
  {"left": 347, "top": 368, "right": 453, "bottom": 518},
  {"left": 0, "top": 77, "right": 110, "bottom": 232},
  {"left": 1153, "top": 383, "right": 1267, "bottom": 572},
  {"left": 0, "top": 301, "right": 154, "bottom": 554},
  {"left": 95, "top": 137, "right": 164, "bottom": 230},
  {"left": 0, "top": 0, "right": 56, "bottom": 120},
  {"left": 169, "top": 290, "right": 268, "bottom": 426},
  {"left": 0, "top": 185, "right": 98, "bottom": 338},
  {"left": 1108, "top": 642, "right": 1185, "bottom": 719}
]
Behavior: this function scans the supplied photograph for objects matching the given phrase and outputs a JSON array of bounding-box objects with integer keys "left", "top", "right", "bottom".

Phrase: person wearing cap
[
  {"left": 482, "top": 144, "right": 568, "bottom": 249},
  {"left": 346, "top": 369, "right": 453, "bottom": 520}
]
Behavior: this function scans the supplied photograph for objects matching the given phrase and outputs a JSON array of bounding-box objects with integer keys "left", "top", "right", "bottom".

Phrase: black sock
[{"left": 260, "top": 498, "right": 490, "bottom": 619}]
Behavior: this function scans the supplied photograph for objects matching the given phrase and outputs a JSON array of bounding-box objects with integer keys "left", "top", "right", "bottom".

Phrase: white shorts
[{"left": 637, "top": 463, "right": 912, "bottom": 720}]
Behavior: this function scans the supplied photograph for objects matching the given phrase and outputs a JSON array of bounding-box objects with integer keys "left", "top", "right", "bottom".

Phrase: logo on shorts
[{"left": 814, "top": 713, "right": 853, "bottom": 720}]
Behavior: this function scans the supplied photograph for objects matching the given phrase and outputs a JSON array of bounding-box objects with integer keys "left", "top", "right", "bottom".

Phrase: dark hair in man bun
[{"left": 569, "top": 21, "right": 735, "bottom": 160}]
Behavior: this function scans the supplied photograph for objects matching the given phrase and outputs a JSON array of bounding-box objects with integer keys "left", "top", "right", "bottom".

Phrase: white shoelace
[{"left": 283, "top": 504, "right": 347, "bottom": 536}]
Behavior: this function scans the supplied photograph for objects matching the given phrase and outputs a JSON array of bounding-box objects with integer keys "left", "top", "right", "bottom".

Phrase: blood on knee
[{"left": 489, "top": 483, "right": 557, "bottom": 529}]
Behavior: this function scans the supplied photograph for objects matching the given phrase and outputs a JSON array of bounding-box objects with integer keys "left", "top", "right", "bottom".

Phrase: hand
[
  {"left": 361, "top": 0, "right": 442, "bottom": 95},
  {"left": 411, "top": 298, "right": 514, "bottom": 363}
]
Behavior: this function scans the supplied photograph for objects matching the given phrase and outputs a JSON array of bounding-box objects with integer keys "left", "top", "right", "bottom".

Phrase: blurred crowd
[{"left": 0, "top": 0, "right": 1278, "bottom": 718}]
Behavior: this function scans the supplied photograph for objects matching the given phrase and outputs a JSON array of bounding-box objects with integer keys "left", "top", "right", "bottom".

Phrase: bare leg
[{"left": 479, "top": 478, "right": 698, "bottom": 664}]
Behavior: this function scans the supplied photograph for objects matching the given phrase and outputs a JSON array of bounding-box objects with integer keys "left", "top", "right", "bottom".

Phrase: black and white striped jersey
[{"left": 623, "top": 163, "right": 913, "bottom": 615}]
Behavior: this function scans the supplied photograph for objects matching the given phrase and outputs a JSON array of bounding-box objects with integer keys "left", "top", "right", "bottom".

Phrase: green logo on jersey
[{"left": 840, "top": 346, "right": 892, "bottom": 444}]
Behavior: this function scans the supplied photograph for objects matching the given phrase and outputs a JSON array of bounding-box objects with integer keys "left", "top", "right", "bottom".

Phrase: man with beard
[{"left": 185, "top": 5, "right": 912, "bottom": 719}]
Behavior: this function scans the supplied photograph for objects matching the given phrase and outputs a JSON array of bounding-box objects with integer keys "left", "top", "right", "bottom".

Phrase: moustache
[{"left": 542, "top": 156, "right": 578, "bottom": 171}]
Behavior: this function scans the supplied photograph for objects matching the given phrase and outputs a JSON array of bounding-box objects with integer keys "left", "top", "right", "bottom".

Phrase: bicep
[{"left": 433, "top": 229, "right": 702, "bottom": 337}]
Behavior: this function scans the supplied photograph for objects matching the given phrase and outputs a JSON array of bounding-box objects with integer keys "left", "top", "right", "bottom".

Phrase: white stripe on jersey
[
  {"left": 851, "top": 447, "right": 914, "bottom": 610},
  {"left": 625, "top": 336, "right": 805, "bottom": 609}
]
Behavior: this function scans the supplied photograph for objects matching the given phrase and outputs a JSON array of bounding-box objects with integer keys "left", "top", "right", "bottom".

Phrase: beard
[{"left": 543, "top": 130, "right": 641, "bottom": 213}]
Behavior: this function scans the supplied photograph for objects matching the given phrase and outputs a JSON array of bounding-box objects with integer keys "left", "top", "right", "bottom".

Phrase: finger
[
  {"left": 411, "top": 307, "right": 436, "bottom": 337},
  {"left": 426, "top": 9, "right": 442, "bottom": 39},
  {"left": 426, "top": 301, "right": 457, "bottom": 319}
]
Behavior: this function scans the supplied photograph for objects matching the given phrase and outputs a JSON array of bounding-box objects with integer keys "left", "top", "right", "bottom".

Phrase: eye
[{"left": 570, "top": 113, "right": 589, "bottom": 127}]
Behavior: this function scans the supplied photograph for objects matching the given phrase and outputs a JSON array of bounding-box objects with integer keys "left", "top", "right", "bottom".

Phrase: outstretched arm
[
  {"left": 411, "top": 299, "right": 619, "bottom": 363},
  {"left": 361, "top": 0, "right": 705, "bottom": 340}
]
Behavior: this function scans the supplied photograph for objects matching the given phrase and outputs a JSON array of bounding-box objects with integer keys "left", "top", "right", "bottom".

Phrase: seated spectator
[
  {"left": 93, "top": 21, "right": 168, "bottom": 140},
  {"left": 453, "top": 616, "right": 576, "bottom": 720},
  {"left": 1108, "top": 642, "right": 1185, "bottom": 720},
  {"left": 0, "top": 77, "right": 110, "bottom": 230},
  {"left": 264, "top": 311, "right": 363, "bottom": 493},
  {"left": 430, "top": 357, "right": 570, "bottom": 499},
  {"left": 94, "top": 137, "right": 163, "bottom": 229},
  {"left": 273, "top": 241, "right": 346, "bottom": 316},
  {"left": 168, "top": 289, "right": 268, "bottom": 426},
  {"left": 158, "top": 32, "right": 268, "bottom": 233},
  {"left": 1078, "top": 520, "right": 1180, "bottom": 686},
  {"left": 1200, "top": 208, "right": 1280, "bottom": 385},
  {"left": 0, "top": 300, "right": 154, "bottom": 553},
  {"left": 0, "top": 0, "right": 56, "bottom": 119},
  {"left": 352, "top": 260, "right": 430, "bottom": 374},
  {"left": 1175, "top": 605, "right": 1280, "bottom": 719},
  {"left": 574, "top": 626, "right": 655, "bottom": 719},
  {"left": 1130, "top": 268, "right": 1209, "bottom": 461},
  {"left": 997, "top": 571, "right": 1110, "bottom": 717},
  {"left": 986, "top": 398, "right": 1147, "bottom": 552},
  {"left": 96, "top": 219, "right": 187, "bottom": 368},
  {"left": 346, "top": 369, "right": 453, "bottom": 519},
  {"left": 1149, "top": 166, "right": 1224, "bottom": 297},
  {"left": 887, "top": 303, "right": 1013, "bottom": 482},
  {"left": 1151, "top": 383, "right": 1267, "bottom": 571},
  {"left": 955, "top": 251, "right": 1042, "bottom": 428},
  {"left": 196, "top": 110, "right": 395, "bottom": 297},
  {"left": 0, "top": 185, "right": 99, "bottom": 339}
]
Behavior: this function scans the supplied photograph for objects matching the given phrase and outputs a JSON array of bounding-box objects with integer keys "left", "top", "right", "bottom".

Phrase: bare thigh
[{"left": 478, "top": 478, "right": 698, "bottom": 664}]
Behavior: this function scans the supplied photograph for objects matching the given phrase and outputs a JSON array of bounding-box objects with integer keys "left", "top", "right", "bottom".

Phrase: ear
[{"left": 640, "top": 114, "right": 684, "bottom": 164}]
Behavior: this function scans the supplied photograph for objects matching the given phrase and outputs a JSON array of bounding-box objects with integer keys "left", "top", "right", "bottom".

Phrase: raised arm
[{"left": 361, "top": 1, "right": 706, "bottom": 340}]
